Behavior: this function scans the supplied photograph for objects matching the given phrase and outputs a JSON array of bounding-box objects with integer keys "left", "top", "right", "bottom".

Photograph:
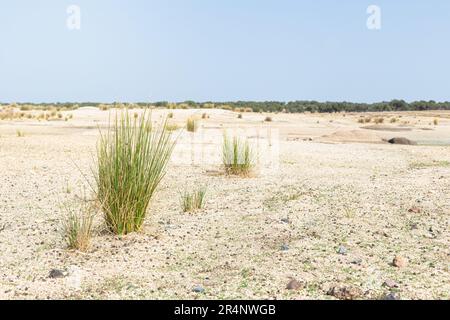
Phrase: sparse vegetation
[
  {"left": 410, "top": 160, "right": 450, "bottom": 169},
  {"left": 62, "top": 201, "right": 95, "bottom": 252},
  {"left": 373, "top": 117, "right": 384, "bottom": 124},
  {"left": 94, "top": 110, "right": 176, "bottom": 235},
  {"left": 264, "top": 116, "right": 273, "bottom": 122},
  {"left": 165, "top": 123, "right": 181, "bottom": 132},
  {"left": 16, "top": 130, "right": 25, "bottom": 137},
  {"left": 181, "top": 186, "right": 207, "bottom": 213},
  {"left": 186, "top": 117, "right": 198, "bottom": 132},
  {"left": 2, "top": 100, "right": 450, "bottom": 114},
  {"left": 222, "top": 133, "right": 254, "bottom": 176},
  {"left": 99, "top": 104, "right": 109, "bottom": 111}
]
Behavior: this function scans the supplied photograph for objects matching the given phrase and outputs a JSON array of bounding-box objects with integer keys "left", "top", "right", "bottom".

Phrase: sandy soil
[{"left": 0, "top": 108, "right": 449, "bottom": 300}]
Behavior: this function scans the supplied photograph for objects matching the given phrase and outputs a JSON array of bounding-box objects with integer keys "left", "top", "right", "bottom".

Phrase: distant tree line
[{"left": 2, "top": 100, "right": 450, "bottom": 113}]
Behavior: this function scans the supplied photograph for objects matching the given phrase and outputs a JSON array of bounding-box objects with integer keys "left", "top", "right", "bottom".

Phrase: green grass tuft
[
  {"left": 186, "top": 117, "right": 198, "bottom": 132},
  {"left": 181, "top": 186, "right": 207, "bottom": 213},
  {"left": 95, "top": 110, "right": 176, "bottom": 235},
  {"left": 222, "top": 133, "right": 254, "bottom": 176}
]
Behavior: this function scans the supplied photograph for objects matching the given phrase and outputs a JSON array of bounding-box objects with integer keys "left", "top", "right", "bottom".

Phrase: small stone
[
  {"left": 351, "top": 258, "right": 362, "bottom": 265},
  {"left": 286, "top": 279, "right": 305, "bottom": 291},
  {"left": 382, "top": 279, "right": 399, "bottom": 289},
  {"left": 281, "top": 218, "right": 290, "bottom": 224},
  {"left": 408, "top": 206, "right": 422, "bottom": 214},
  {"left": 327, "top": 285, "right": 363, "bottom": 300},
  {"left": 392, "top": 256, "right": 408, "bottom": 268},
  {"left": 409, "top": 223, "right": 419, "bottom": 230},
  {"left": 382, "top": 292, "right": 401, "bottom": 300},
  {"left": 337, "top": 246, "right": 347, "bottom": 255},
  {"left": 192, "top": 285, "right": 205, "bottom": 294},
  {"left": 48, "top": 269, "right": 65, "bottom": 279},
  {"left": 281, "top": 244, "right": 289, "bottom": 251}
]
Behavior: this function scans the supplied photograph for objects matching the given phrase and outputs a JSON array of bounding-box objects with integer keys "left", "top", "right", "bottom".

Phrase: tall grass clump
[
  {"left": 222, "top": 133, "right": 254, "bottom": 176},
  {"left": 95, "top": 110, "right": 176, "bottom": 235},
  {"left": 62, "top": 201, "right": 95, "bottom": 252},
  {"left": 181, "top": 186, "right": 207, "bottom": 213},
  {"left": 186, "top": 117, "right": 198, "bottom": 132}
]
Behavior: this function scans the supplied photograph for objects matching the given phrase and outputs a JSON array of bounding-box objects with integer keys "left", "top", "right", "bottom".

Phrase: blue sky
[{"left": 0, "top": 0, "right": 449, "bottom": 103}]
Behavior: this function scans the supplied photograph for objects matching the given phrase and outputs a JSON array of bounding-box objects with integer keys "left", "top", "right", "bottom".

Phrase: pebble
[
  {"left": 281, "top": 244, "right": 289, "bottom": 251},
  {"left": 327, "top": 285, "right": 363, "bottom": 300},
  {"left": 408, "top": 206, "right": 422, "bottom": 214},
  {"left": 192, "top": 285, "right": 205, "bottom": 294},
  {"left": 48, "top": 269, "right": 65, "bottom": 279},
  {"left": 337, "top": 246, "right": 347, "bottom": 255},
  {"left": 286, "top": 279, "right": 305, "bottom": 291},
  {"left": 382, "top": 292, "right": 401, "bottom": 300},
  {"left": 392, "top": 256, "right": 408, "bottom": 268}
]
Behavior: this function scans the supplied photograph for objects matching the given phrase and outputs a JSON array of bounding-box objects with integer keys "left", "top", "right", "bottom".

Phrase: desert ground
[{"left": 0, "top": 107, "right": 449, "bottom": 300}]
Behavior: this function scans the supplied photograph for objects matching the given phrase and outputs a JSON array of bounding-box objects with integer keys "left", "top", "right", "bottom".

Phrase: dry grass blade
[
  {"left": 62, "top": 201, "right": 95, "bottom": 252},
  {"left": 181, "top": 186, "right": 207, "bottom": 212}
]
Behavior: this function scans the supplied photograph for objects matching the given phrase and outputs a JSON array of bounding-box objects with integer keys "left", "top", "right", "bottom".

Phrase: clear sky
[{"left": 1, "top": 0, "right": 449, "bottom": 103}]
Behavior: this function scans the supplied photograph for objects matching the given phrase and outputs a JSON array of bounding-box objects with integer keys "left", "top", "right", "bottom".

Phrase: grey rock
[
  {"left": 49, "top": 269, "right": 65, "bottom": 279},
  {"left": 388, "top": 137, "right": 417, "bottom": 145},
  {"left": 286, "top": 279, "right": 305, "bottom": 290},
  {"left": 281, "top": 244, "right": 290, "bottom": 251},
  {"left": 337, "top": 246, "right": 347, "bottom": 255},
  {"left": 382, "top": 292, "right": 401, "bottom": 300},
  {"left": 192, "top": 285, "right": 205, "bottom": 294}
]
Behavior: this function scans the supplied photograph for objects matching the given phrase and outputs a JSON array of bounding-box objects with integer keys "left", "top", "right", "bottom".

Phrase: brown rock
[
  {"left": 327, "top": 285, "right": 363, "bottom": 300},
  {"left": 408, "top": 206, "right": 422, "bottom": 214},
  {"left": 286, "top": 279, "right": 305, "bottom": 291},
  {"left": 392, "top": 256, "right": 408, "bottom": 268}
]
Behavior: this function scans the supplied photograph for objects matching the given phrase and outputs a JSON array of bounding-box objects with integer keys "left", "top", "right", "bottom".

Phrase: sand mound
[{"left": 317, "top": 129, "right": 382, "bottom": 143}]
